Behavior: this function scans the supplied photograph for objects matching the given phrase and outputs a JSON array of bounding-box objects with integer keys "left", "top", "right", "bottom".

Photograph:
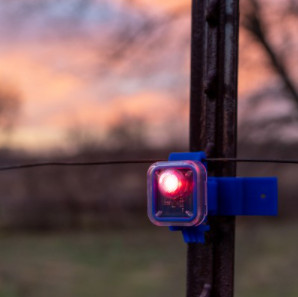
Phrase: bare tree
[
  {"left": 107, "top": 116, "right": 147, "bottom": 151},
  {"left": 0, "top": 83, "right": 21, "bottom": 132},
  {"left": 242, "top": 0, "right": 298, "bottom": 104}
]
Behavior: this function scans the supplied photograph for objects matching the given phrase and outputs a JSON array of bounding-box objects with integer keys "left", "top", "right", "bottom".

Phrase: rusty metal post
[{"left": 188, "top": 0, "right": 239, "bottom": 297}]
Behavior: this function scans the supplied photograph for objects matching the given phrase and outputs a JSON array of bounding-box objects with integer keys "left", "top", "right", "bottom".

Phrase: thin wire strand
[
  {"left": 0, "top": 158, "right": 298, "bottom": 172},
  {"left": 205, "top": 158, "right": 298, "bottom": 164},
  {"left": 0, "top": 160, "right": 162, "bottom": 172}
]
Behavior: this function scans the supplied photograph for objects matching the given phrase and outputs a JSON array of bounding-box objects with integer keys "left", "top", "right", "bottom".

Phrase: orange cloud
[{"left": 129, "top": 0, "right": 189, "bottom": 12}]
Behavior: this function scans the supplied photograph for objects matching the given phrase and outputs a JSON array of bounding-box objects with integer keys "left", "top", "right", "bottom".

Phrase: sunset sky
[{"left": 0, "top": 0, "right": 296, "bottom": 152}]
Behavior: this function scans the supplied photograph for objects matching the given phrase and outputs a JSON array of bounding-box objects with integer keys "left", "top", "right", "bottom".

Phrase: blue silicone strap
[{"left": 167, "top": 152, "right": 278, "bottom": 243}]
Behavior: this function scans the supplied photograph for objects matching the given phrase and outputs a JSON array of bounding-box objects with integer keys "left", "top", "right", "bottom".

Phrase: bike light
[
  {"left": 158, "top": 169, "right": 191, "bottom": 199},
  {"left": 147, "top": 161, "right": 207, "bottom": 227}
]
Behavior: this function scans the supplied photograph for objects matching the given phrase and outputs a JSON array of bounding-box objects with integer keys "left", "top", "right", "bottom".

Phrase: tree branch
[{"left": 242, "top": 0, "right": 298, "bottom": 105}]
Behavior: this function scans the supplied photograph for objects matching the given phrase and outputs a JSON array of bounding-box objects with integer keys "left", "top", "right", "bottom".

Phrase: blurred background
[{"left": 0, "top": 0, "right": 297, "bottom": 296}]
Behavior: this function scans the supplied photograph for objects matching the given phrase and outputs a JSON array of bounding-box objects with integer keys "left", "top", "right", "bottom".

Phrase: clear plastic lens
[{"left": 147, "top": 161, "right": 207, "bottom": 227}]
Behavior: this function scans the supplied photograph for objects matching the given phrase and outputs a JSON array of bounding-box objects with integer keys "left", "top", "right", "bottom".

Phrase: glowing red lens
[{"left": 158, "top": 169, "right": 190, "bottom": 198}]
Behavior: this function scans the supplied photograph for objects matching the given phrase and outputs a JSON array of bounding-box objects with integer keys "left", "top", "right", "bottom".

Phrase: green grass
[
  {"left": 235, "top": 219, "right": 298, "bottom": 297},
  {"left": 0, "top": 227, "right": 186, "bottom": 297},
  {"left": 0, "top": 220, "right": 297, "bottom": 297}
]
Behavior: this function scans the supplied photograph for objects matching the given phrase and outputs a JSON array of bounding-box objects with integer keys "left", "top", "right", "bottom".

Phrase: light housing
[{"left": 147, "top": 161, "right": 207, "bottom": 227}]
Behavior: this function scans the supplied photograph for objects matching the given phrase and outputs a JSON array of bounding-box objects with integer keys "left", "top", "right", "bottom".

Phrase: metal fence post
[{"left": 188, "top": 0, "right": 239, "bottom": 297}]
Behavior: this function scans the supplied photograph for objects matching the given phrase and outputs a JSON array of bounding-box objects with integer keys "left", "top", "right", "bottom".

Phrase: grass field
[
  {"left": 235, "top": 218, "right": 298, "bottom": 297},
  {"left": 0, "top": 219, "right": 297, "bottom": 297}
]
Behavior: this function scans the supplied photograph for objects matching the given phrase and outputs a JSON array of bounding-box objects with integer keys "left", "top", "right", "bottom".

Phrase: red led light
[
  {"left": 158, "top": 169, "right": 191, "bottom": 198},
  {"left": 147, "top": 160, "right": 208, "bottom": 227}
]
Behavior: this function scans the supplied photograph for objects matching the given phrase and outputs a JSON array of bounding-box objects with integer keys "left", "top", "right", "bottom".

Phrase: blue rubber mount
[
  {"left": 169, "top": 151, "right": 207, "bottom": 167},
  {"left": 169, "top": 225, "right": 210, "bottom": 243},
  {"left": 168, "top": 152, "right": 278, "bottom": 244},
  {"left": 207, "top": 177, "right": 278, "bottom": 216}
]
